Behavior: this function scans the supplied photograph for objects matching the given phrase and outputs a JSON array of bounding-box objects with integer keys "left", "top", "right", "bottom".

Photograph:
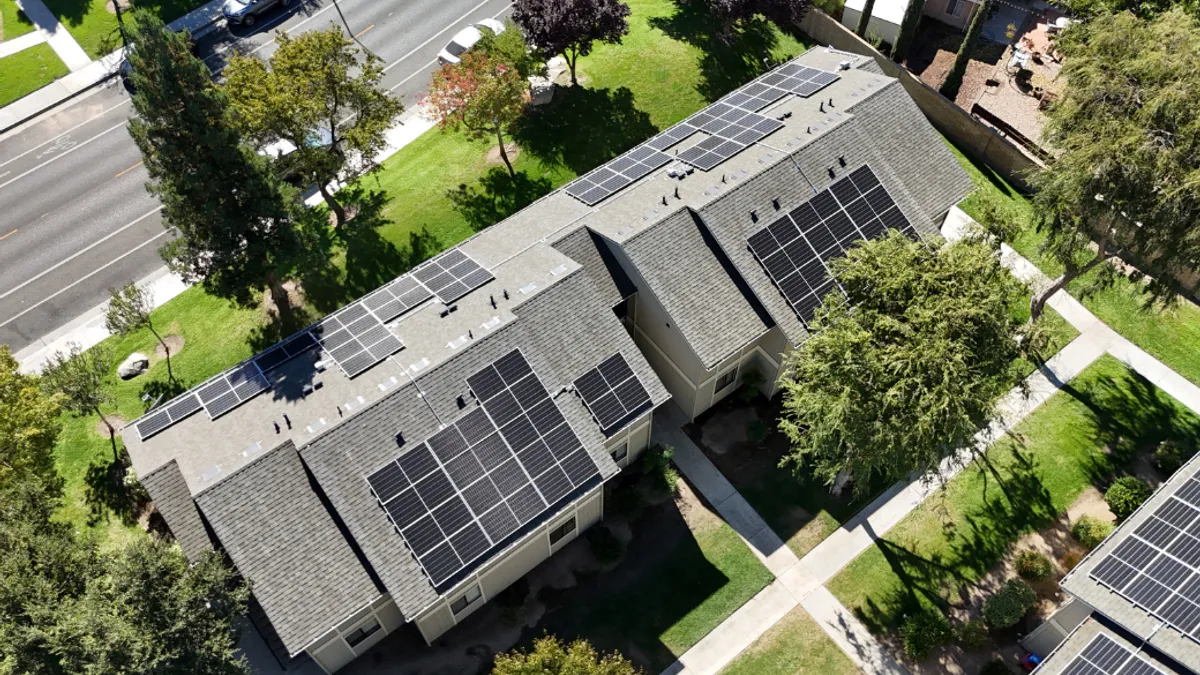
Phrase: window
[
  {"left": 946, "top": 0, "right": 965, "bottom": 17},
  {"left": 450, "top": 584, "right": 482, "bottom": 615},
  {"left": 714, "top": 369, "right": 738, "bottom": 394},
  {"left": 549, "top": 516, "right": 577, "bottom": 546},
  {"left": 611, "top": 443, "right": 629, "bottom": 462},
  {"left": 344, "top": 618, "right": 381, "bottom": 648}
]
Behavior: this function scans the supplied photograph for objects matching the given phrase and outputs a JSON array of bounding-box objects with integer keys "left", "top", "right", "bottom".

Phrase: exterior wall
[
  {"left": 688, "top": 327, "right": 786, "bottom": 419},
  {"left": 307, "top": 594, "right": 400, "bottom": 673},
  {"left": 840, "top": 7, "right": 901, "bottom": 44},
  {"left": 605, "top": 417, "right": 652, "bottom": 469},
  {"left": 412, "top": 487, "right": 605, "bottom": 644},
  {"left": 922, "top": 0, "right": 980, "bottom": 31}
]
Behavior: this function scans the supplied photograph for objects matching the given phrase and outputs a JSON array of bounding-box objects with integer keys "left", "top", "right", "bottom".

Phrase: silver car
[
  {"left": 222, "top": 0, "right": 295, "bottom": 27},
  {"left": 437, "top": 18, "right": 505, "bottom": 65}
]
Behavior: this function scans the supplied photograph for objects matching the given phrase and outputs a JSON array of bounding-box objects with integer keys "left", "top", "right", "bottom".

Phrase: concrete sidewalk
[
  {"left": 0, "top": 30, "right": 46, "bottom": 58},
  {"left": 16, "top": 0, "right": 91, "bottom": 71}
]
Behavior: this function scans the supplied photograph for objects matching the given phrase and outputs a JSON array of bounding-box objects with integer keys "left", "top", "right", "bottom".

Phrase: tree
[
  {"left": 778, "top": 232, "right": 1030, "bottom": 494},
  {"left": 124, "top": 10, "right": 304, "bottom": 321},
  {"left": 512, "top": 0, "right": 631, "bottom": 86},
  {"left": 891, "top": 0, "right": 925, "bottom": 62},
  {"left": 1028, "top": 10, "right": 1200, "bottom": 320},
  {"left": 0, "top": 346, "right": 62, "bottom": 494},
  {"left": 939, "top": 0, "right": 990, "bottom": 100},
  {"left": 477, "top": 18, "right": 549, "bottom": 83},
  {"left": 698, "top": 0, "right": 813, "bottom": 38},
  {"left": 492, "top": 635, "right": 642, "bottom": 675},
  {"left": 856, "top": 0, "right": 877, "bottom": 37},
  {"left": 425, "top": 52, "right": 529, "bottom": 176},
  {"left": 224, "top": 28, "right": 403, "bottom": 227},
  {"left": 105, "top": 282, "right": 174, "bottom": 383},
  {"left": 41, "top": 343, "right": 117, "bottom": 457}
]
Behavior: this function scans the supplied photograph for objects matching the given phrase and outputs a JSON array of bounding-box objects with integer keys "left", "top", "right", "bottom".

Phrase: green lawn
[
  {"left": 1, "top": 0, "right": 35, "bottom": 40},
  {"left": 946, "top": 138, "right": 1200, "bottom": 389},
  {"left": 0, "top": 42, "right": 67, "bottom": 106},
  {"left": 47, "top": 0, "right": 814, "bottom": 540},
  {"left": 41, "top": 0, "right": 205, "bottom": 59},
  {"left": 827, "top": 355, "right": 1200, "bottom": 632},
  {"left": 720, "top": 606, "right": 858, "bottom": 675}
]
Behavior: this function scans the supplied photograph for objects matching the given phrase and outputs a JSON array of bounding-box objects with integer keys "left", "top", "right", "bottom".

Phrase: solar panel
[
  {"left": 193, "top": 362, "right": 271, "bottom": 419},
  {"left": 410, "top": 249, "right": 494, "bottom": 304},
  {"left": 1059, "top": 633, "right": 1165, "bottom": 675},
  {"left": 645, "top": 122, "right": 699, "bottom": 151},
  {"left": 772, "top": 63, "right": 841, "bottom": 98},
  {"left": 746, "top": 165, "right": 913, "bottom": 326},
  {"left": 574, "top": 352, "right": 653, "bottom": 436},
  {"left": 133, "top": 392, "right": 204, "bottom": 440},
  {"left": 362, "top": 274, "right": 434, "bottom": 322},
  {"left": 254, "top": 330, "right": 320, "bottom": 373},
  {"left": 564, "top": 144, "right": 673, "bottom": 206},
  {"left": 314, "top": 300, "right": 404, "bottom": 378},
  {"left": 676, "top": 103, "right": 785, "bottom": 172},
  {"left": 367, "top": 349, "right": 600, "bottom": 590},
  {"left": 1089, "top": 466, "right": 1200, "bottom": 641}
]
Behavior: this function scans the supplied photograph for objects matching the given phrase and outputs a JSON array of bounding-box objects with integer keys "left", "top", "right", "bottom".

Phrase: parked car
[
  {"left": 437, "top": 18, "right": 505, "bottom": 65},
  {"left": 222, "top": 0, "right": 295, "bottom": 27},
  {"left": 258, "top": 125, "right": 336, "bottom": 189}
]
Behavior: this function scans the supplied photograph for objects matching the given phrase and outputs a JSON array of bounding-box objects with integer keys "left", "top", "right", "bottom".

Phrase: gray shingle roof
[
  {"left": 138, "top": 459, "right": 211, "bottom": 563},
  {"left": 550, "top": 226, "right": 636, "bottom": 307},
  {"left": 1034, "top": 617, "right": 1188, "bottom": 675},
  {"left": 194, "top": 441, "right": 380, "bottom": 657},
  {"left": 622, "top": 209, "right": 770, "bottom": 368}
]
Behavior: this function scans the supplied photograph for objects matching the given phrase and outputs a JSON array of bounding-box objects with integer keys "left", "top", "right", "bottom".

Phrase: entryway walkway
[
  {"left": 14, "top": 0, "right": 91, "bottom": 71},
  {"left": 657, "top": 208, "right": 1200, "bottom": 675}
]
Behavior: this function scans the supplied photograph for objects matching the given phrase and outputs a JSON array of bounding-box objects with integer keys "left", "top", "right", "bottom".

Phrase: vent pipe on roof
[
  {"left": 838, "top": 155, "right": 846, "bottom": 167},
  {"left": 750, "top": 210, "right": 758, "bottom": 223},
  {"left": 819, "top": 101, "right": 825, "bottom": 113},
  {"left": 490, "top": 294, "right": 496, "bottom": 309},
  {"left": 661, "top": 195, "right": 668, "bottom": 206},
  {"left": 503, "top": 289, "right": 510, "bottom": 300},
  {"left": 773, "top": 198, "right": 780, "bottom": 210},
  {"left": 828, "top": 97, "right": 834, "bottom": 107},
  {"left": 283, "top": 413, "right": 291, "bottom": 429},
  {"left": 806, "top": 126, "right": 811, "bottom": 134},
  {"left": 674, "top": 186, "right": 680, "bottom": 199},
  {"left": 828, "top": 167, "right": 836, "bottom": 179}
]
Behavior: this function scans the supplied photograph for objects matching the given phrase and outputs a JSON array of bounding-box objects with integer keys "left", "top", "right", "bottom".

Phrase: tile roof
[{"left": 194, "top": 441, "right": 381, "bottom": 657}]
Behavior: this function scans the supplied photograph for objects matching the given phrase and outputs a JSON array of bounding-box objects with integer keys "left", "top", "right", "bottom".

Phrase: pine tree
[{"left": 939, "top": 0, "right": 990, "bottom": 100}]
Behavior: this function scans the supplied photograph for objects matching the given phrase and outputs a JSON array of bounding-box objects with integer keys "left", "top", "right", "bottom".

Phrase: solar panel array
[
  {"left": 134, "top": 393, "right": 203, "bottom": 440},
  {"left": 411, "top": 249, "right": 494, "bottom": 304},
  {"left": 746, "top": 165, "right": 915, "bottom": 326},
  {"left": 574, "top": 353, "right": 653, "bottom": 436},
  {"left": 564, "top": 145, "right": 673, "bottom": 206},
  {"left": 253, "top": 331, "right": 320, "bottom": 373},
  {"left": 677, "top": 103, "right": 786, "bottom": 171},
  {"left": 1060, "top": 633, "right": 1164, "bottom": 675},
  {"left": 1089, "top": 466, "right": 1200, "bottom": 641},
  {"left": 196, "top": 362, "right": 271, "bottom": 419},
  {"left": 367, "top": 350, "right": 600, "bottom": 588},
  {"left": 315, "top": 301, "right": 404, "bottom": 378},
  {"left": 362, "top": 275, "right": 434, "bottom": 323},
  {"left": 761, "top": 62, "right": 841, "bottom": 98}
]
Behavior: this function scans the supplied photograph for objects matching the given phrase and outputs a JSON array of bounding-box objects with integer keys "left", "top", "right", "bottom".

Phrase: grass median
[{"left": 0, "top": 42, "right": 68, "bottom": 107}]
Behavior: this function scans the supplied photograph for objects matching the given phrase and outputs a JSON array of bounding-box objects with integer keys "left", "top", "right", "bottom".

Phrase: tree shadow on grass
[
  {"left": 649, "top": 1, "right": 782, "bottom": 101},
  {"left": 84, "top": 445, "right": 149, "bottom": 527},
  {"left": 447, "top": 167, "right": 553, "bottom": 232},
  {"left": 512, "top": 85, "right": 657, "bottom": 175},
  {"left": 138, "top": 377, "right": 189, "bottom": 411}
]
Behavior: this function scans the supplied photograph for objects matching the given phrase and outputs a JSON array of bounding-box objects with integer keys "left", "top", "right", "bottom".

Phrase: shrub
[
  {"left": 608, "top": 484, "right": 645, "bottom": 521},
  {"left": 1061, "top": 549, "right": 1083, "bottom": 572},
  {"left": 1071, "top": 515, "right": 1114, "bottom": 549},
  {"left": 1014, "top": 549, "right": 1053, "bottom": 581},
  {"left": 978, "top": 659, "right": 1014, "bottom": 675},
  {"left": 737, "top": 367, "right": 765, "bottom": 403},
  {"left": 1154, "top": 439, "right": 1195, "bottom": 475},
  {"left": 956, "top": 620, "right": 989, "bottom": 651},
  {"left": 746, "top": 419, "right": 769, "bottom": 444},
  {"left": 982, "top": 579, "right": 1037, "bottom": 629},
  {"left": 1106, "top": 476, "right": 1153, "bottom": 519},
  {"left": 586, "top": 523, "right": 624, "bottom": 564},
  {"left": 642, "top": 445, "right": 679, "bottom": 497},
  {"left": 900, "top": 609, "right": 952, "bottom": 659}
]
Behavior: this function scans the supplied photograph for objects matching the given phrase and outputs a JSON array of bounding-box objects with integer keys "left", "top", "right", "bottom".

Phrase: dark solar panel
[
  {"left": 745, "top": 165, "right": 911, "bottom": 327},
  {"left": 1059, "top": 633, "right": 1164, "bottom": 675},
  {"left": 367, "top": 349, "right": 601, "bottom": 590},
  {"left": 573, "top": 352, "right": 653, "bottom": 436},
  {"left": 409, "top": 249, "right": 493, "bottom": 304},
  {"left": 675, "top": 104, "right": 784, "bottom": 172},
  {"left": 314, "top": 301, "right": 405, "bottom": 378},
  {"left": 564, "top": 144, "right": 673, "bottom": 206},
  {"left": 1089, "top": 466, "right": 1200, "bottom": 641}
]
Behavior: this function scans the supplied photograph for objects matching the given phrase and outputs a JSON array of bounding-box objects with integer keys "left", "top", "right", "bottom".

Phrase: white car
[{"left": 437, "top": 18, "right": 505, "bottom": 65}]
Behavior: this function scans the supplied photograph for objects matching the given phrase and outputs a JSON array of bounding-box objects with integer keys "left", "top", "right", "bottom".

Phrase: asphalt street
[{"left": 0, "top": 0, "right": 512, "bottom": 353}]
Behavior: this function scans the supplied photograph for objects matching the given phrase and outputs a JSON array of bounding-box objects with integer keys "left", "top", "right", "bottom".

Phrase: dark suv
[{"left": 222, "top": 0, "right": 294, "bottom": 27}]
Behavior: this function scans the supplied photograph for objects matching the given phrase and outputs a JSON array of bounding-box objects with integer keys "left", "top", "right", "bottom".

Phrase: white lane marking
[
  {"left": 0, "top": 206, "right": 162, "bottom": 301},
  {"left": 0, "top": 121, "right": 128, "bottom": 191},
  {"left": 0, "top": 99, "right": 132, "bottom": 171},
  {"left": 0, "top": 229, "right": 171, "bottom": 329},
  {"left": 386, "top": 2, "right": 512, "bottom": 94},
  {"left": 381, "top": 0, "right": 511, "bottom": 74}
]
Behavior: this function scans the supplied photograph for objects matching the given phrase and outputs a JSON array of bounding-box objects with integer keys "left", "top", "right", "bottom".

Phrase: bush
[
  {"left": 1061, "top": 549, "right": 1083, "bottom": 572},
  {"left": 1154, "top": 439, "right": 1195, "bottom": 475},
  {"left": 900, "top": 609, "right": 952, "bottom": 659},
  {"left": 737, "top": 367, "right": 765, "bottom": 403},
  {"left": 978, "top": 659, "right": 1014, "bottom": 675},
  {"left": 586, "top": 523, "right": 624, "bottom": 564},
  {"left": 956, "top": 620, "right": 989, "bottom": 651},
  {"left": 1014, "top": 549, "right": 1053, "bottom": 581},
  {"left": 1106, "top": 476, "right": 1153, "bottom": 519},
  {"left": 746, "top": 419, "right": 769, "bottom": 444},
  {"left": 608, "top": 484, "right": 645, "bottom": 521},
  {"left": 1071, "top": 515, "right": 1114, "bottom": 549},
  {"left": 642, "top": 445, "right": 679, "bottom": 497},
  {"left": 982, "top": 579, "right": 1037, "bottom": 629}
]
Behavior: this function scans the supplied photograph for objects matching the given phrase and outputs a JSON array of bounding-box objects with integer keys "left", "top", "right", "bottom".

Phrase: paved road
[{"left": 0, "top": 0, "right": 512, "bottom": 354}]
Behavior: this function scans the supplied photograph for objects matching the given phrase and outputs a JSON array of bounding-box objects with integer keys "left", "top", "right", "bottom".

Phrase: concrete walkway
[
  {"left": 0, "top": 29, "right": 46, "bottom": 58},
  {"left": 14, "top": 0, "right": 91, "bottom": 71}
]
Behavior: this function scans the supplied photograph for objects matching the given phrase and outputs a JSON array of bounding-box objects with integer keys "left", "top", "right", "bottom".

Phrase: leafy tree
[
  {"left": 0, "top": 346, "right": 62, "bottom": 494},
  {"left": 124, "top": 9, "right": 304, "bottom": 321},
  {"left": 492, "top": 635, "right": 642, "bottom": 675},
  {"left": 425, "top": 52, "right": 529, "bottom": 176},
  {"left": 891, "top": 0, "right": 925, "bottom": 62},
  {"left": 477, "top": 18, "right": 549, "bottom": 83},
  {"left": 939, "top": 0, "right": 990, "bottom": 100},
  {"left": 855, "top": 0, "right": 877, "bottom": 37},
  {"left": 1028, "top": 10, "right": 1200, "bottom": 320},
  {"left": 778, "top": 232, "right": 1030, "bottom": 493},
  {"left": 697, "top": 0, "right": 813, "bottom": 38},
  {"left": 512, "top": 0, "right": 631, "bottom": 85},
  {"left": 105, "top": 282, "right": 174, "bottom": 383},
  {"left": 224, "top": 28, "right": 403, "bottom": 227},
  {"left": 41, "top": 343, "right": 118, "bottom": 457}
]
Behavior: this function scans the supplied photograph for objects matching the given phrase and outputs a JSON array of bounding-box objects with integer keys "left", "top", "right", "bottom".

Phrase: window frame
[
  {"left": 450, "top": 584, "right": 482, "bottom": 616},
  {"left": 714, "top": 368, "right": 738, "bottom": 394},
  {"left": 549, "top": 516, "right": 577, "bottom": 546},
  {"left": 946, "top": 0, "right": 964, "bottom": 17},
  {"left": 344, "top": 617, "right": 381, "bottom": 648},
  {"left": 611, "top": 442, "right": 629, "bottom": 462}
]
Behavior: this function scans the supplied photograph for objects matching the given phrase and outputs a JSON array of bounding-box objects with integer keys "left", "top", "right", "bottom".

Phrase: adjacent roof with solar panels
[
  {"left": 1062, "top": 451, "right": 1200, "bottom": 671},
  {"left": 1034, "top": 619, "right": 1183, "bottom": 675},
  {"left": 573, "top": 352, "right": 653, "bottom": 436}
]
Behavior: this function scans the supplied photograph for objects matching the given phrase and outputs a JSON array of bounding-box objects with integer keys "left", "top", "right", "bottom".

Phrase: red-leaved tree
[
  {"left": 424, "top": 53, "right": 529, "bottom": 176},
  {"left": 513, "top": 0, "right": 631, "bottom": 86}
]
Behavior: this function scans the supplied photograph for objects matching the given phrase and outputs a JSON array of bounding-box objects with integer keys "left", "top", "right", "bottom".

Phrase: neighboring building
[
  {"left": 122, "top": 48, "right": 970, "bottom": 673},
  {"left": 1026, "top": 452, "right": 1200, "bottom": 674},
  {"left": 842, "top": 0, "right": 983, "bottom": 45}
]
